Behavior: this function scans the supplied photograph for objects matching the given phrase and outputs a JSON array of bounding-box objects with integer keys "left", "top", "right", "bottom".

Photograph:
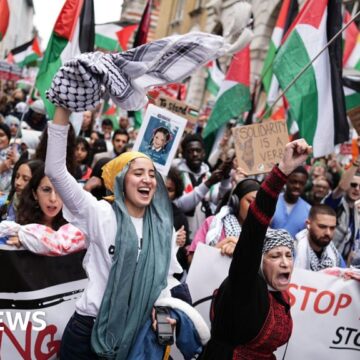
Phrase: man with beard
[
  {"left": 294, "top": 204, "right": 345, "bottom": 271},
  {"left": 324, "top": 155, "right": 360, "bottom": 264},
  {"left": 271, "top": 166, "right": 311, "bottom": 237}
]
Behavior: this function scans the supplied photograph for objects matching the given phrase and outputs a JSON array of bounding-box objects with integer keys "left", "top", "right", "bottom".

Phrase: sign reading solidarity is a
[{"left": 232, "top": 120, "right": 289, "bottom": 175}]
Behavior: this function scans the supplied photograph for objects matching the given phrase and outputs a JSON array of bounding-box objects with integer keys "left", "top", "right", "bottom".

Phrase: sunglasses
[{"left": 350, "top": 182, "right": 360, "bottom": 189}]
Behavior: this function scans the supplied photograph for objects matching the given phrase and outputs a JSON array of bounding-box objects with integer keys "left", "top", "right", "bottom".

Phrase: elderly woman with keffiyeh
[{"left": 200, "top": 139, "right": 312, "bottom": 360}]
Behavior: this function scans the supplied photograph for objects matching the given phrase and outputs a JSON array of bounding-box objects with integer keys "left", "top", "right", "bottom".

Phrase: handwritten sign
[
  {"left": 155, "top": 96, "right": 198, "bottom": 131},
  {"left": 232, "top": 120, "right": 289, "bottom": 175}
]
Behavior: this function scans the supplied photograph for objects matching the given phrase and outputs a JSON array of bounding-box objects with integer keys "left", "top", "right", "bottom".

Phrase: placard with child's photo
[{"left": 132, "top": 104, "right": 187, "bottom": 175}]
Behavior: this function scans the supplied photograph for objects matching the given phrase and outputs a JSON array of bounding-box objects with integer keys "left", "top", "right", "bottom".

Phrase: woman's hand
[
  {"left": 215, "top": 236, "right": 238, "bottom": 256},
  {"left": 53, "top": 106, "right": 72, "bottom": 126},
  {"left": 176, "top": 226, "right": 186, "bottom": 247},
  {"left": 6, "top": 236, "right": 21, "bottom": 248},
  {"left": 151, "top": 308, "right": 177, "bottom": 331},
  {"left": 231, "top": 166, "right": 248, "bottom": 186},
  {"left": 278, "top": 139, "right": 312, "bottom": 176}
]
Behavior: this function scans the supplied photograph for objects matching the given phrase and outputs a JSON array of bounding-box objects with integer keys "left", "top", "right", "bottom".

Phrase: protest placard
[
  {"left": 132, "top": 104, "right": 187, "bottom": 175},
  {"left": 0, "top": 247, "right": 87, "bottom": 359},
  {"left": 187, "top": 244, "right": 360, "bottom": 360},
  {"left": 155, "top": 96, "right": 198, "bottom": 131},
  {"left": 232, "top": 120, "right": 289, "bottom": 175}
]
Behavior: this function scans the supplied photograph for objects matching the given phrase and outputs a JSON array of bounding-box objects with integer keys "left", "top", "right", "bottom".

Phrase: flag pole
[{"left": 261, "top": 9, "right": 360, "bottom": 121}]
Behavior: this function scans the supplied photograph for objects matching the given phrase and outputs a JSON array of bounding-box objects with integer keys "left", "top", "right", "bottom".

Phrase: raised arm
[
  {"left": 45, "top": 107, "right": 113, "bottom": 238},
  {"left": 228, "top": 139, "right": 312, "bottom": 288}
]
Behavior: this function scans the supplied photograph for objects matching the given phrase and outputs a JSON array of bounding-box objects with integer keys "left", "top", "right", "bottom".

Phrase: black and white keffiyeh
[
  {"left": 262, "top": 228, "right": 295, "bottom": 255},
  {"left": 46, "top": 32, "right": 236, "bottom": 112},
  {"left": 308, "top": 244, "right": 340, "bottom": 271},
  {"left": 294, "top": 229, "right": 341, "bottom": 271},
  {"left": 206, "top": 205, "right": 242, "bottom": 247}
]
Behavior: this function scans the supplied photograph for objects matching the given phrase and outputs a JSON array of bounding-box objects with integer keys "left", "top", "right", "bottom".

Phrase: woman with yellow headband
[{"left": 45, "top": 107, "right": 184, "bottom": 359}]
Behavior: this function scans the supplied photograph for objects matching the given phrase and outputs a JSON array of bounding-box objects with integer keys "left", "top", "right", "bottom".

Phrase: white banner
[
  {"left": 0, "top": 279, "right": 87, "bottom": 360},
  {"left": 187, "top": 243, "right": 360, "bottom": 359}
]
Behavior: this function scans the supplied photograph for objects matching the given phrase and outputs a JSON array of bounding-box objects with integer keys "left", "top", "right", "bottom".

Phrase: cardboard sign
[
  {"left": 155, "top": 96, "right": 198, "bottom": 130},
  {"left": 348, "top": 106, "right": 360, "bottom": 135},
  {"left": 132, "top": 104, "right": 187, "bottom": 175},
  {"left": 232, "top": 120, "right": 289, "bottom": 175}
]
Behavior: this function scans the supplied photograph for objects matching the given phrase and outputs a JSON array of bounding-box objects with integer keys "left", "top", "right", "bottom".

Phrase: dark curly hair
[{"left": 16, "top": 161, "right": 67, "bottom": 230}]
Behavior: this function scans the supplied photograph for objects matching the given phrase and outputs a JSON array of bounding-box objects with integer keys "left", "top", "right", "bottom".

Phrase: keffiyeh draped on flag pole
[
  {"left": 35, "top": 0, "right": 95, "bottom": 119},
  {"left": 273, "top": 0, "right": 349, "bottom": 157}
]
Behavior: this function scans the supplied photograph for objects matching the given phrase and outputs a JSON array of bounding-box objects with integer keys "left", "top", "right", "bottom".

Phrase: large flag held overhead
[
  {"left": 95, "top": 21, "right": 137, "bottom": 52},
  {"left": 203, "top": 46, "right": 251, "bottom": 138},
  {"left": 36, "top": 0, "right": 94, "bottom": 119},
  {"left": 0, "top": 0, "right": 9, "bottom": 41},
  {"left": 9, "top": 37, "right": 42, "bottom": 68},
  {"left": 261, "top": 0, "right": 298, "bottom": 107},
  {"left": 273, "top": 0, "right": 348, "bottom": 157}
]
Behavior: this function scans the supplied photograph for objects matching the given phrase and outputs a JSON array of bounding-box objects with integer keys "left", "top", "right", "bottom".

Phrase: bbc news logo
[{"left": 0, "top": 311, "right": 46, "bottom": 331}]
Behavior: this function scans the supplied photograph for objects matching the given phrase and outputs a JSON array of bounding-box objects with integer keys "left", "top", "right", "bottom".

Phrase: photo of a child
[
  {"left": 133, "top": 105, "right": 187, "bottom": 175},
  {"left": 139, "top": 117, "right": 177, "bottom": 165}
]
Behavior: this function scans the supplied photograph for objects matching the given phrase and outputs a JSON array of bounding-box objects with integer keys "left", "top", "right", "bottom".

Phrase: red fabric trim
[{"left": 250, "top": 202, "right": 270, "bottom": 226}]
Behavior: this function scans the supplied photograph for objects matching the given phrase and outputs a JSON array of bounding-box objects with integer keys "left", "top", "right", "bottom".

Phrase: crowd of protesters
[{"left": 1, "top": 77, "right": 360, "bottom": 359}]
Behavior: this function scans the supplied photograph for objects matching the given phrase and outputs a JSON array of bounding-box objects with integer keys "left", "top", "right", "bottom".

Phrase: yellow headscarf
[{"left": 101, "top": 151, "right": 151, "bottom": 195}]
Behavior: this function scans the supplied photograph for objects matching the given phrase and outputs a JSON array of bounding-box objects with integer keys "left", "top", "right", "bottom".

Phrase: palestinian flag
[
  {"left": 9, "top": 37, "right": 42, "bottom": 68},
  {"left": 95, "top": 21, "right": 137, "bottom": 52},
  {"left": 273, "top": 0, "right": 348, "bottom": 157},
  {"left": 0, "top": 0, "right": 9, "bottom": 41},
  {"left": 261, "top": 0, "right": 298, "bottom": 107},
  {"left": 36, "top": 0, "right": 95, "bottom": 119},
  {"left": 343, "top": 11, "right": 360, "bottom": 70},
  {"left": 203, "top": 45, "right": 251, "bottom": 138},
  {"left": 205, "top": 60, "right": 224, "bottom": 96}
]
